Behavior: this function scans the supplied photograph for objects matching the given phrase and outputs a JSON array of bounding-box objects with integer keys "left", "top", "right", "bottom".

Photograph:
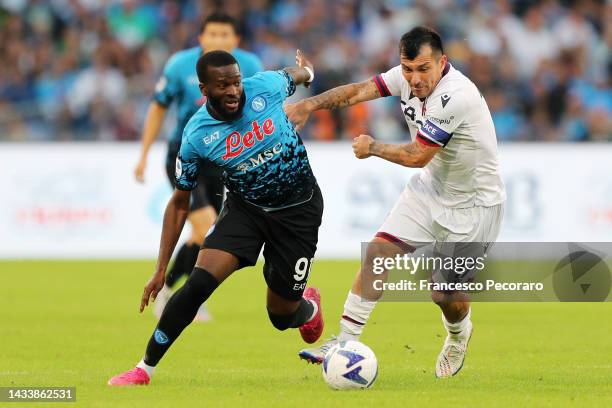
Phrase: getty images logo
[{"left": 552, "top": 244, "right": 611, "bottom": 301}]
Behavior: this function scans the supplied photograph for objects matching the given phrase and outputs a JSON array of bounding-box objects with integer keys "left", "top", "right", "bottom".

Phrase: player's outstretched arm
[
  {"left": 285, "top": 79, "right": 380, "bottom": 130},
  {"left": 282, "top": 49, "right": 315, "bottom": 87},
  {"left": 140, "top": 188, "right": 190, "bottom": 312},
  {"left": 352, "top": 134, "right": 439, "bottom": 168},
  {"left": 134, "top": 101, "right": 168, "bottom": 183}
]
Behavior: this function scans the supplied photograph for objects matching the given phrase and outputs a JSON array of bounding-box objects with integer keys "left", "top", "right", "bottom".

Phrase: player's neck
[{"left": 424, "top": 61, "right": 451, "bottom": 100}]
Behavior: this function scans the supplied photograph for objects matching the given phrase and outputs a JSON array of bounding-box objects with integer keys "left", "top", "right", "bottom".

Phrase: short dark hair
[
  {"left": 200, "top": 11, "right": 239, "bottom": 35},
  {"left": 197, "top": 50, "right": 239, "bottom": 83},
  {"left": 399, "top": 26, "right": 444, "bottom": 60}
]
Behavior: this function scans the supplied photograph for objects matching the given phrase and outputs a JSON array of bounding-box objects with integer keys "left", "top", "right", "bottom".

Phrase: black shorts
[
  {"left": 166, "top": 143, "right": 224, "bottom": 213},
  {"left": 204, "top": 184, "right": 324, "bottom": 301}
]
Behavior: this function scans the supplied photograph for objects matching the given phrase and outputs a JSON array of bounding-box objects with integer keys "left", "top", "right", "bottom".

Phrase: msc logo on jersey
[
  {"left": 175, "top": 157, "right": 182, "bottom": 177},
  {"left": 235, "top": 142, "right": 284, "bottom": 172},
  {"left": 251, "top": 96, "right": 267, "bottom": 112}
]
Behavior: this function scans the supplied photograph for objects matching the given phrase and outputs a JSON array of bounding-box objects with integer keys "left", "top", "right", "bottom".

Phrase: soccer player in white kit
[{"left": 286, "top": 26, "right": 506, "bottom": 377}]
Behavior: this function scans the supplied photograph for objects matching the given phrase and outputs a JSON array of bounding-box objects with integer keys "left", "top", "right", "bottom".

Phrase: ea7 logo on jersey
[
  {"left": 222, "top": 119, "right": 275, "bottom": 160},
  {"left": 203, "top": 131, "right": 220, "bottom": 144},
  {"left": 441, "top": 94, "right": 451, "bottom": 108}
]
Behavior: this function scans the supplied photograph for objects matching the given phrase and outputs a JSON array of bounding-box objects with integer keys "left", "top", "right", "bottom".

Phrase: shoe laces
[{"left": 444, "top": 343, "right": 464, "bottom": 361}]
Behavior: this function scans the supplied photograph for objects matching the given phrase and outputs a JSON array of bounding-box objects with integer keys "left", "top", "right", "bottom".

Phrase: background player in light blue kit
[
  {"left": 133, "top": 12, "right": 263, "bottom": 321},
  {"left": 109, "top": 49, "right": 324, "bottom": 386}
]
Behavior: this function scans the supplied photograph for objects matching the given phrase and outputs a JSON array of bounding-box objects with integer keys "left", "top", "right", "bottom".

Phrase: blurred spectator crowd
[{"left": 0, "top": 0, "right": 610, "bottom": 142}]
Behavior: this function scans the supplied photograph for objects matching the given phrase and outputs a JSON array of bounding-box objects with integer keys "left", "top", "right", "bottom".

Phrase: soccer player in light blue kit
[
  {"left": 134, "top": 13, "right": 263, "bottom": 320},
  {"left": 109, "top": 49, "right": 324, "bottom": 386}
]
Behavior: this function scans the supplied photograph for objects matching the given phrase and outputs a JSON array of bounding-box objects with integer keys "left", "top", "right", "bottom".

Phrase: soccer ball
[{"left": 322, "top": 341, "right": 378, "bottom": 390}]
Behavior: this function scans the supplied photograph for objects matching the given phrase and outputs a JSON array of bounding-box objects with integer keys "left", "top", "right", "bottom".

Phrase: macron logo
[{"left": 222, "top": 119, "right": 275, "bottom": 161}]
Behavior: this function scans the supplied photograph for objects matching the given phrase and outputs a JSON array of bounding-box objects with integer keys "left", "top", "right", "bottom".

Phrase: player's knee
[
  {"left": 431, "top": 290, "right": 450, "bottom": 306},
  {"left": 183, "top": 267, "right": 219, "bottom": 302}
]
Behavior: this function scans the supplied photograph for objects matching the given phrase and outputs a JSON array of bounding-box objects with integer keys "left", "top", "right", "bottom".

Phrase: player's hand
[
  {"left": 140, "top": 272, "right": 166, "bottom": 313},
  {"left": 134, "top": 158, "right": 147, "bottom": 183},
  {"left": 352, "top": 134, "right": 374, "bottom": 159},
  {"left": 284, "top": 100, "right": 312, "bottom": 131},
  {"left": 295, "top": 49, "right": 313, "bottom": 88}
]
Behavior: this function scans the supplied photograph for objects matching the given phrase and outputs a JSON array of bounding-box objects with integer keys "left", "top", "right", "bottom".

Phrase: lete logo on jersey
[{"left": 222, "top": 119, "right": 275, "bottom": 160}]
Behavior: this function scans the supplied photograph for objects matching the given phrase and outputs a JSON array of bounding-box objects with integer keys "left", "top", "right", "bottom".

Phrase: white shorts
[{"left": 377, "top": 175, "right": 504, "bottom": 246}]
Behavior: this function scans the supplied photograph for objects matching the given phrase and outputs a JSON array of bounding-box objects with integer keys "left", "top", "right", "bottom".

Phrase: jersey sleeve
[
  {"left": 174, "top": 137, "right": 202, "bottom": 191},
  {"left": 416, "top": 92, "right": 468, "bottom": 147},
  {"left": 153, "top": 54, "right": 182, "bottom": 107},
  {"left": 249, "top": 70, "right": 296, "bottom": 101},
  {"left": 374, "top": 65, "right": 402, "bottom": 97}
]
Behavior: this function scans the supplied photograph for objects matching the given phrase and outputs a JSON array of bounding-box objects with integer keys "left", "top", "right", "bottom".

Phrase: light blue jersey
[
  {"left": 175, "top": 70, "right": 316, "bottom": 209},
  {"left": 153, "top": 46, "right": 263, "bottom": 161}
]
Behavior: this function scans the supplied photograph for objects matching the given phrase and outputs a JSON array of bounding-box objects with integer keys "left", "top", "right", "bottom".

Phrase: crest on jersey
[
  {"left": 441, "top": 94, "right": 451, "bottom": 108},
  {"left": 251, "top": 96, "right": 267, "bottom": 112}
]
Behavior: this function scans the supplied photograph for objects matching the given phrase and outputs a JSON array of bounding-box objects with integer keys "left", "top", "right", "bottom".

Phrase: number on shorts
[{"left": 294, "top": 257, "right": 314, "bottom": 282}]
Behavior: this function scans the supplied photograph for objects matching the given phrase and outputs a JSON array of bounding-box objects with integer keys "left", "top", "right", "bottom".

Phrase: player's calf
[
  {"left": 145, "top": 268, "right": 219, "bottom": 366},
  {"left": 267, "top": 298, "right": 314, "bottom": 331},
  {"left": 266, "top": 286, "right": 323, "bottom": 343},
  {"left": 108, "top": 267, "right": 221, "bottom": 386}
]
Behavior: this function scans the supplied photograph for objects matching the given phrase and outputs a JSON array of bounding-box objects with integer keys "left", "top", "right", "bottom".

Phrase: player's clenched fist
[
  {"left": 284, "top": 100, "right": 311, "bottom": 131},
  {"left": 352, "top": 134, "right": 374, "bottom": 159}
]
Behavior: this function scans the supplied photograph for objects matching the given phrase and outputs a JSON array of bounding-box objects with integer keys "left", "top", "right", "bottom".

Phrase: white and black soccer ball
[{"left": 322, "top": 341, "right": 378, "bottom": 390}]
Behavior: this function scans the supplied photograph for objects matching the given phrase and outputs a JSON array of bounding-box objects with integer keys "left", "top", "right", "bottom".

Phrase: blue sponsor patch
[
  {"left": 154, "top": 329, "right": 169, "bottom": 345},
  {"left": 420, "top": 119, "right": 452, "bottom": 145}
]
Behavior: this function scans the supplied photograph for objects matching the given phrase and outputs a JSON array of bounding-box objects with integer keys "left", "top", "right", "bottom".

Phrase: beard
[{"left": 207, "top": 92, "right": 246, "bottom": 121}]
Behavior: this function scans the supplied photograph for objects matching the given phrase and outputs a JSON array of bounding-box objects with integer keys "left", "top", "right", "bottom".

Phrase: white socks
[
  {"left": 442, "top": 308, "right": 472, "bottom": 341},
  {"left": 338, "top": 291, "right": 377, "bottom": 342},
  {"left": 136, "top": 359, "right": 156, "bottom": 378}
]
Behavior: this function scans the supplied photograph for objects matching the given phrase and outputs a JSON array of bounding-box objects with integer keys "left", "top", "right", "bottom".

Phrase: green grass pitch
[{"left": 1, "top": 260, "right": 611, "bottom": 407}]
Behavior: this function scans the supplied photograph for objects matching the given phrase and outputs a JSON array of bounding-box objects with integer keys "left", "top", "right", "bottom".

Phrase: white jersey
[{"left": 373, "top": 63, "right": 506, "bottom": 208}]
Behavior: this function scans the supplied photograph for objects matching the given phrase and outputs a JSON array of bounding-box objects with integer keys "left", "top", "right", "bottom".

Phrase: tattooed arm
[
  {"left": 285, "top": 79, "right": 381, "bottom": 130},
  {"left": 352, "top": 134, "right": 440, "bottom": 168},
  {"left": 305, "top": 79, "right": 381, "bottom": 110}
]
